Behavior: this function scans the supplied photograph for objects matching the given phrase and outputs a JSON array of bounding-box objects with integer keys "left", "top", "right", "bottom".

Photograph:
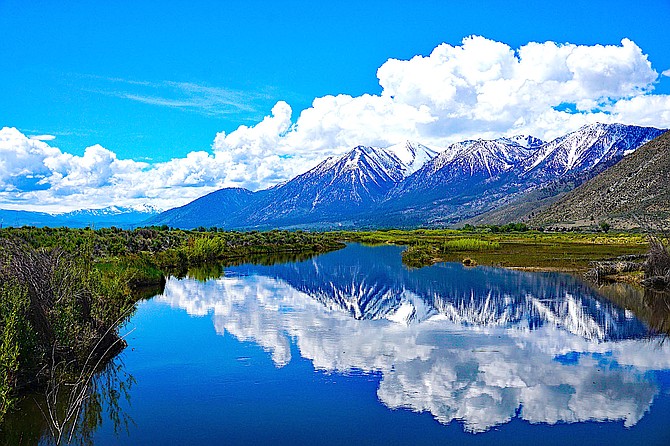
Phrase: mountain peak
[
  {"left": 504, "top": 134, "right": 545, "bottom": 149},
  {"left": 385, "top": 141, "right": 438, "bottom": 176}
]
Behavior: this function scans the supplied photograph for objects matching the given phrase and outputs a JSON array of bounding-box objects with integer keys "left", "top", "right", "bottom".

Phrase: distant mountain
[
  {"left": 519, "top": 123, "right": 663, "bottom": 181},
  {"left": 0, "top": 209, "right": 62, "bottom": 228},
  {"left": 148, "top": 142, "right": 439, "bottom": 229},
  {"left": 384, "top": 141, "right": 439, "bottom": 176},
  {"left": 244, "top": 144, "right": 437, "bottom": 227},
  {"left": 150, "top": 123, "right": 667, "bottom": 230},
  {"left": 463, "top": 125, "right": 668, "bottom": 227},
  {"left": 530, "top": 129, "right": 670, "bottom": 229},
  {"left": 0, "top": 206, "right": 159, "bottom": 229},
  {"left": 389, "top": 136, "right": 543, "bottom": 202},
  {"left": 148, "top": 187, "right": 258, "bottom": 229}
]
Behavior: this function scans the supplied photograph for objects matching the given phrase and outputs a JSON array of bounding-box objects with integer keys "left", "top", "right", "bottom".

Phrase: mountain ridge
[
  {"left": 529, "top": 129, "right": 670, "bottom": 229},
  {"left": 148, "top": 123, "right": 666, "bottom": 229}
]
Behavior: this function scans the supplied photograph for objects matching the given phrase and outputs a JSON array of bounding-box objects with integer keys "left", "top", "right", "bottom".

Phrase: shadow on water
[
  {"left": 186, "top": 249, "right": 329, "bottom": 282},
  {"left": 0, "top": 358, "right": 135, "bottom": 446},
  {"left": 594, "top": 282, "right": 670, "bottom": 337}
]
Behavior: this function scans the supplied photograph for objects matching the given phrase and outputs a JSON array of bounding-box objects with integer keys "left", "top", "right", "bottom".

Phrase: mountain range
[
  {"left": 149, "top": 123, "right": 666, "bottom": 230},
  {"left": 0, "top": 206, "right": 159, "bottom": 229}
]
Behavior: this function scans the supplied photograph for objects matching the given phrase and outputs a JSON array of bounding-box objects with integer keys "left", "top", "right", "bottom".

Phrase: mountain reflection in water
[{"left": 157, "top": 243, "right": 670, "bottom": 433}]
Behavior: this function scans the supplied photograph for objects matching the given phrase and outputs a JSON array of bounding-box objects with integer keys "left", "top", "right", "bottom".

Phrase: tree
[{"left": 599, "top": 221, "right": 611, "bottom": 233}]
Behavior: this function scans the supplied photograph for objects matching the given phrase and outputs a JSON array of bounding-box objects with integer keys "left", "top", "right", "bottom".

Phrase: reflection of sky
[{"left": 155, "top": 244, "right": 670, "bottom": 433}]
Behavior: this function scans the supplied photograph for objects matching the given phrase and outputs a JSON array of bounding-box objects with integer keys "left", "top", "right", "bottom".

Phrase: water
[{"left": 8, "top": 243, "right": 670, "bottom": 445}]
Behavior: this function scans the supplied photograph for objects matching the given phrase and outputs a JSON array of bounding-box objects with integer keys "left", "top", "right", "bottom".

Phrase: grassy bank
[
  {"left": 0, "top": 227, "right": 344, "bottom": 428},
  {"left": 337, "top": 228, "right": 649, "bottom": 271}
]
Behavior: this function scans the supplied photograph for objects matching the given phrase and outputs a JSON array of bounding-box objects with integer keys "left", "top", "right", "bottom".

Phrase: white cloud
[
  {"left": 662, "top": 69, "right": 670, "bottom": 77},
  {"left": 0, "top": 126, "right": 219, "bottom": 212},
  {"left": 29, "top": 134, "right": 56, "bottom": 141},
  {"left": 210, "top": 36, "right": 668, "bottom": 184},
  {"left": 88, "top": 77, "right": 267, "bottom": 116},
  {"left": 1, "top": 36, "right": 670, "bottom": 212}
]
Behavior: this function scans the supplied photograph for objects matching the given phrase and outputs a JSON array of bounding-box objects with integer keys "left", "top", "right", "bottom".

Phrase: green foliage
[
  {"left": 441, "top": 238, "right": 500, "bottom": 252},
  {"left": 401, "top": 245, "right": 438, "bottom": 269},
  {"left": 0, "top": 225, "right": 345, "bottom": 427},
  {"left": 599, "top": 221, "right": 611, "bottom": 233},
  {"left": 335, "top": 228, "right": 647, "bottom": 270},
  {"left": 0, "top": 280, "right": 30, "bottom": 422},
  {"left": 488, "top": 222, "right": 529, "bottom": 233}
]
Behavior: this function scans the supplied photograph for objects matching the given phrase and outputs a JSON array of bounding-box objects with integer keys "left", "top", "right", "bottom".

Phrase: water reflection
[
  {"left": 0, "top": 358, "right": 134, "bottom": 445},
  {"left": 596, "top": 282, "right": 670, "bottom": 336},
  {"left": 156, "top": 244, "right": 670, "bottom": 433}
]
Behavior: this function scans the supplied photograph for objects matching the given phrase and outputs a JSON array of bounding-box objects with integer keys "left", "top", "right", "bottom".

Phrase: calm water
[{"left": 8, "top": 243, "right": 670, "bottom": 445}]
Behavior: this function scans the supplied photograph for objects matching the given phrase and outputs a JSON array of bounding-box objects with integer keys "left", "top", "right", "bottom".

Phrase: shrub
[{"left": 645, "top": 236, "right": 670, "bottom": 279}]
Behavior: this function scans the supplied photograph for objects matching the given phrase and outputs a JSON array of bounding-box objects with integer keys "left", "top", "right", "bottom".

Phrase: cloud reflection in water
[{"left": 155, "top": 245, "right": 670, "bottom": 433}]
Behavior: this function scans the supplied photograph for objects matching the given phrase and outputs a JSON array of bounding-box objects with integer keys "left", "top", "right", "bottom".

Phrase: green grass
[{"left": 441, "top": 238, "right": 500, "bottom": 252}]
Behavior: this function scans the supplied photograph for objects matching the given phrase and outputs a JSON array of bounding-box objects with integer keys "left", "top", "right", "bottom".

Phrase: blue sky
[{"left": 1, "top": 0, "right": 669, "bottom": 211}]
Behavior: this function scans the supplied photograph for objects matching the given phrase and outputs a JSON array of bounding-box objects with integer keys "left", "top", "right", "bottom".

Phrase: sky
[{"left": 1, "top": 0, "right": 670, "bottom": 212}]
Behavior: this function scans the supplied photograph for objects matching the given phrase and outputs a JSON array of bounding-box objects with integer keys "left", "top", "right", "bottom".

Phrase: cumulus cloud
[
  {"left": 204, "top": 36, "right": 668, "bottom": 187},
  {"left": 0, "top": 126, "right": 226, "bottom": 212},
  {"left": 211, "top": 101, "right": 295, "bottom": 189},
  {"left": 2, "top": 36, "right": 669, "bottom": 211}
]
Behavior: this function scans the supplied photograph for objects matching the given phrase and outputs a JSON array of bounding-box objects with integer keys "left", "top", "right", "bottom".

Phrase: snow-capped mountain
[
  {"left": 0, "top": 205, "right": 160, "bottom": 228},
  {"left": 257, "top": 146, "right": 401, "bottom": 218},
  {"left": 520, "top": 123, "right": 665, "bottom": 180},
  {"left": 243, "top": 144, "right": 433, "bottom": 225},
  {"left": 394, "top": 136, "right": 543, "bottom": 197},
  {"left": 379, "top": 123, "right": 664, "bottom": 226},
  {"left": 60, "top": 205, "right": 161, "bottom": 218},
  {"left": 384, "top": 141, "right": 439, "bottom": 176},
  {"left": 150, "top": 142, "right": 439, "bottom": 229},
  {"left": 149, "top": 123, "right": 666, "bottom": 229}
]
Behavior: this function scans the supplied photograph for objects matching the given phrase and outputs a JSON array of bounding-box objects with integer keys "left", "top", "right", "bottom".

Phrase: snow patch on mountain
[{"left": 385, "top": 141, "right": 439, "bottom": 176}]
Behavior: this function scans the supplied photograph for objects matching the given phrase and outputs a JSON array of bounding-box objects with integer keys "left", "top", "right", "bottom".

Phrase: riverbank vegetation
[
  {"left": 338, "top": 227, "right": 649, "bottom": 271},
  {"left": 0, "top": 226, "right": 344, "bottom": 430}
]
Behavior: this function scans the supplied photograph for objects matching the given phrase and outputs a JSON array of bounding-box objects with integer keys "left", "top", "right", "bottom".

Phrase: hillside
[{"left": 530, "top": 130, "right": 670, "bottom": 229}]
